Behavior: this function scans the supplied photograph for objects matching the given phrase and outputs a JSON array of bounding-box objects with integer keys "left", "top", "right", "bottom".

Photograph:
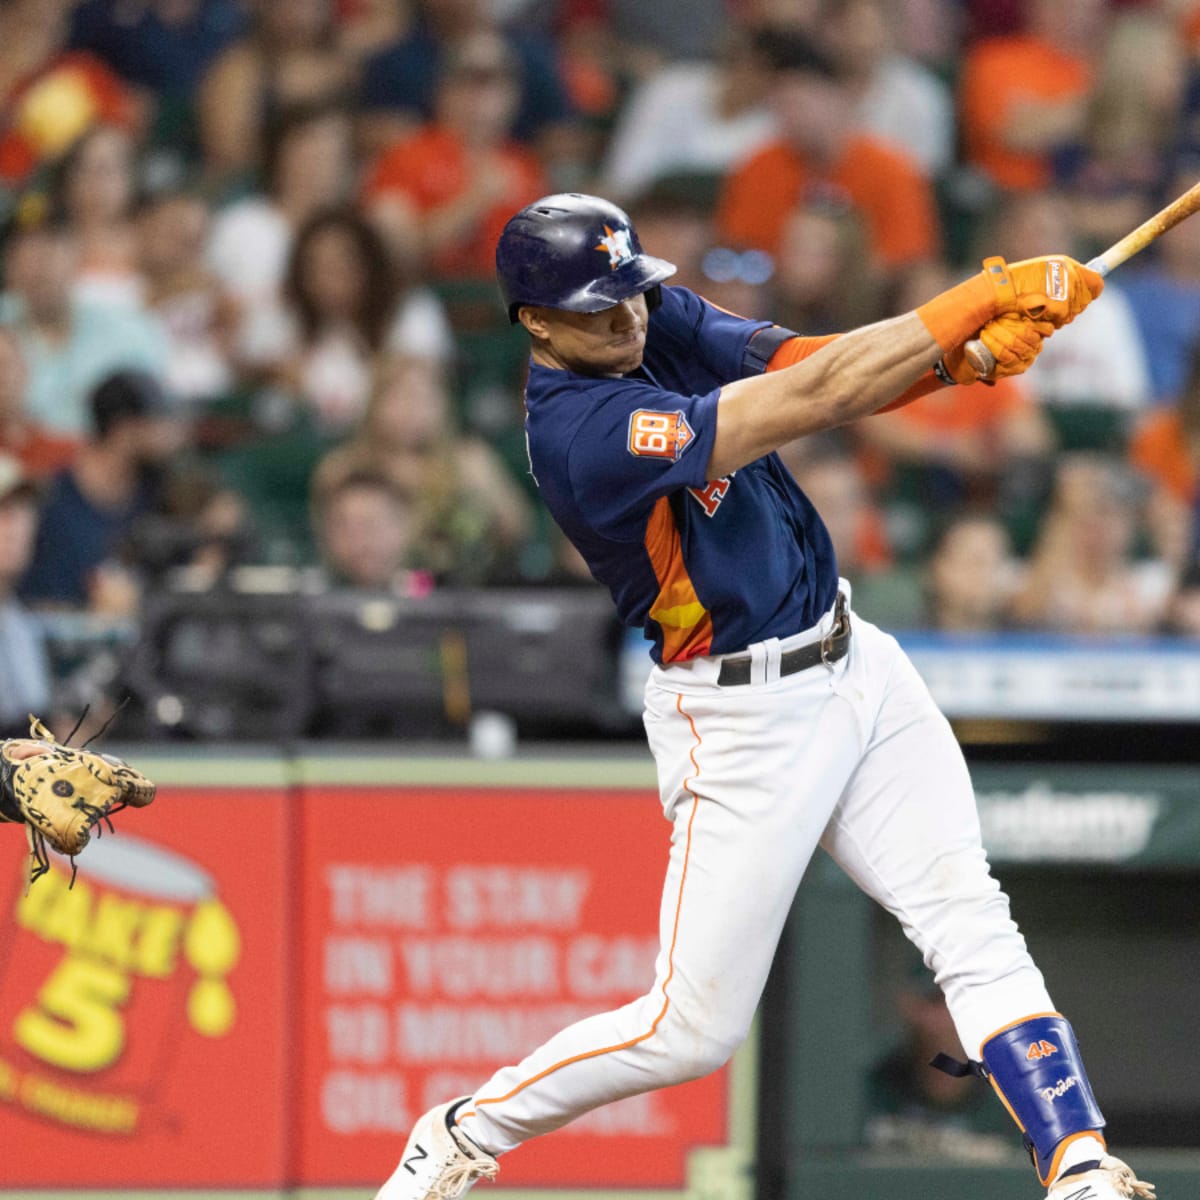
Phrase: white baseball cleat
[
  {"left": 375, "top": 1097, "right": 499, "bottom": 1199},
  {"left": 1046, "top": 1155, "right": 1155, "bottom": 1200}
]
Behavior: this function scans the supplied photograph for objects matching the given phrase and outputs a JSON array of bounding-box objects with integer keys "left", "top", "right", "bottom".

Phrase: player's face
[{"left": 522, "top": 295, "right": 649, "bottom": 378}]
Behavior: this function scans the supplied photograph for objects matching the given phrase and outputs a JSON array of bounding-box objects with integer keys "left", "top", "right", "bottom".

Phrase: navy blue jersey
[{"left": 524, "top": 286, "right": 839, "bottom": 663}]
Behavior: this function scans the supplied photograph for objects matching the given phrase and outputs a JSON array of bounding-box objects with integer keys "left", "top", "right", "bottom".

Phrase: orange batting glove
[
  {"left": 917, "top": 255, "right": 1104, "bottom": 352},
  {"left": 985, "top": 255, "right": 1104, "bottom": 328},
  {"left": 938, "top": 312, "right": 1056, "bottom": 386}
]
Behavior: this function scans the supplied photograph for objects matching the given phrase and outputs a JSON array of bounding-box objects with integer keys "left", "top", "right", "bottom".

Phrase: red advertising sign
[
  {"left": 298, "top": 785, "right": 733, "bottom": 1190},
  {"left": 0, "top": 786, "right": 291, "bottom": 1188}
]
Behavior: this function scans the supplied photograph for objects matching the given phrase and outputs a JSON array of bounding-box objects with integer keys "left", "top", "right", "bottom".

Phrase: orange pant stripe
[{"left": 462, "top": 693, "right": 704, "bottom": 1121}]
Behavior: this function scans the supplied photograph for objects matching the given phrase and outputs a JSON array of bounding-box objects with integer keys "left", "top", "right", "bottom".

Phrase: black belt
[{"left": 716, "top": 593, "right": 851, "bottom": 687}]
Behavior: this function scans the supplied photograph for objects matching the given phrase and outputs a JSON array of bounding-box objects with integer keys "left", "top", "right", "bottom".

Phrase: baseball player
[{"left": 376, "top": 194, "right": 1154, "bottom": 1200}]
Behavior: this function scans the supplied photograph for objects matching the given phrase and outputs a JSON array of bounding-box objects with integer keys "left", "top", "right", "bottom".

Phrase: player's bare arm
[
  {"left": 708, "top": 311, "right": 941, "bottom": 478},
  {"left": 707, "top": 254, "right": 1104, "bottom": 479}
]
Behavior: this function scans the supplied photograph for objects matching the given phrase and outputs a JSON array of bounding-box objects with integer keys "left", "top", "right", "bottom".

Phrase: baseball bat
[{"left": 964, "top": 178, "right": 1200, "bottom": 379}]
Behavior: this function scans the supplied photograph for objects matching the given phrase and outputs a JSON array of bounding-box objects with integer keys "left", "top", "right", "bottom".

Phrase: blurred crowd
[{"left": 3, "top": 0, "right": 1200, "bottom": 732}]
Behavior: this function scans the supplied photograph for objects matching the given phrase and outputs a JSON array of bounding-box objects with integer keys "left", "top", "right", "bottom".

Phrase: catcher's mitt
[{"left": 0, "top": 716, "right": 156, "bottom": 888}]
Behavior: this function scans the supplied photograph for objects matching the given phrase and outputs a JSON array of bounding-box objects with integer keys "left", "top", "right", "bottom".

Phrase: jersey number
[{"left": 628, "top": 410, "right": 695, "bottom": 461}]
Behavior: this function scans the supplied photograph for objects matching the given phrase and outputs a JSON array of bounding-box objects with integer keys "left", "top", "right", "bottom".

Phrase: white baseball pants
[{"left": 458, "top": 592, "right": 1052, "bottom": 1156}]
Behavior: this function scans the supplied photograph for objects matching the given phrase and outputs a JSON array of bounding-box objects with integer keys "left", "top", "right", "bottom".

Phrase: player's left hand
[
  {"left": 0, "top": 715, "right": 156, "bottom": 888},
  {"left": 940, "top": 312, "right": 1056, "bottom": 386},
  {"left": 990, "top": 254, "right": 1104, "bottom": 328}
]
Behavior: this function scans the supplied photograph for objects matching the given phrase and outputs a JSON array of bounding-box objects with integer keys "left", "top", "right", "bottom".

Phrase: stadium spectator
[
  {"left": 769, "top": 193, "right": 884, "bottom": 335},
  {"left": 0, "top": 213, "right": 167, "bottom": 436},
  {"left": 957, "top": 0, "right": 1103, "bottom": 192},
  {"left": 21, "top": 369, "right": 186, "bottom": 613},
  {"left": 357, "top": 0, "right": 576, "bottom": 159},
  {"left": 625, "top": 185, "right": 715, "bottom": 295},
  {"left": 577, "top": 0, "right": 732, "bottom": 69},
  {"left": 598, "top": 25, "right": 778, "bottom": 204},
  {"left": 923, "top": 511, "right": 1018, "bottom": 633},
  {"left": 1118, "top": 169, "right": 1200, "bottom": 407},
  {"left": 865, "top": 959, "right": 1016, "bottom": 1161},
  {"left": 854, "top": 368, "right": 1054, "bottom": 531},
  {"left": 127, "top": 459, "right": 257, "bottom": 590},
  {"left": 206, "top": 99, "right": 355, "bottom": 372},
  {"left": 716, "top": 28, "right": 939, "bottom": 288},
  {"left": 1059, "top": 10, "right": 1190, "bottom": 257},
  {"left": 277, "top": 208, "right": 452, "bottom": 434},
  {"left": 0, "top": 326, "right": 79, "bottom": 479},
  {"left": 50, "top": 123, "right": 143, "bottom": 307},
  {"left": 362, "top": 29, "right": 548, "bottom": 279},
  {"left": 694, "top": 243, "right": 776, "bottom": 324},
  {"left": 962, "top": 0, "right": 1023, "bottom": 42},
  {"left": 1129, "top": 341, "right": 1200, "bottom": 571},
  {"left": 849, "top": 264, "right": 1056, "bottom": 547},
  {"left": 0, "top": 453, "right": 55, "bottom": 736},
  {"left": 1161, "top": 562, "right": 1200, "bottom": 637},
  {"left": 138, "top": 188, "right": 235, "bottom": 409},
  {"left": 197, "top": 0, "right": 355, "bottom": 189},
  {"left": 338, "top": 0, "right": 414, "bottom": 62},
  {"left": 894, "top": 0, "right": 962, "bottom": 73},
  {"left": 544, "top": 3, "right": 623, "bottom": 141},
  {"left": 311, "top": 467, "right": 430, "bottom": 593},
  {"left": 66, "top": 0, "right": 245, "bottom": 171},
  {"left": 737, "top": 0, "right": 823, "bottom": 30},
  {"left": 823, "top": 0, "right": 955, "bottom": 177},
  {"left": 312, "top": 355, "right": 531, "bottom": 583},
  {"left": 984, "top": 189, "right": 1151, "bottom": 430},
  {"left": 0, "top": 0, "right": 140, "bottom": 189},
  {"left": 1011, "top": 453, "right": 1173, "bottom": 636}
]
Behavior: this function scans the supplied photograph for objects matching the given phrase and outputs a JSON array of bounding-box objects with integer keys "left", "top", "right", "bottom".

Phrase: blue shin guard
[{"left": 980, "top": 1013, "right": 1106, "bottom": 1185}]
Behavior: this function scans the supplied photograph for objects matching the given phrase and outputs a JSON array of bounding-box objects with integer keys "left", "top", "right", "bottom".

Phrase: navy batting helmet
[{"left": 495, "top": 193, "right": 676, "bottom": 324}]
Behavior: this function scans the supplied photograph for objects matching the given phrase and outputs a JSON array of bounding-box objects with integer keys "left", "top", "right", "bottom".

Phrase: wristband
[{"left": 932, "top": 358, "right": 957, "bottom": 387}]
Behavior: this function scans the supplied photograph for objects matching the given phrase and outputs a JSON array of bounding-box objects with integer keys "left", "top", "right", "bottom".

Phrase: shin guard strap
[{"left": 981, "top": 1014, "right": 1105, "bottom": 1185}]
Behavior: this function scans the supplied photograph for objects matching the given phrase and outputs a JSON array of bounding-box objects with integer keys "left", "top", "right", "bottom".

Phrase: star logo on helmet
[{"left": 596, "top": 224, "right": 635, "bottom": 270}]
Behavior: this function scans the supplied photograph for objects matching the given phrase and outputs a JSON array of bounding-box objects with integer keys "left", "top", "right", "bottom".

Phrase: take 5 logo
[{"left": 628, "top": 409, "right": 696, "bottom": 461}]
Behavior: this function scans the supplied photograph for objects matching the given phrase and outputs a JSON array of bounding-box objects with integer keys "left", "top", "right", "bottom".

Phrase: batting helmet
[{"left": 495, "top": 193, "right": 676, "bottom": 323}]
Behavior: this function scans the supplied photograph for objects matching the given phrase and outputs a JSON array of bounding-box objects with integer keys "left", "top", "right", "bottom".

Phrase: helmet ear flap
[{"left": 645, "top": 285, "right": 664, "bottom": 314}]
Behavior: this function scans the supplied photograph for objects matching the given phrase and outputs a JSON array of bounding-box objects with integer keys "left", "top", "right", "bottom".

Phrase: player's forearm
[
  {"left": 765, "top": 331, "right": 945, "bottom": 414},
  {"left": 708, "top": 312, "right": 942, "bottom": 478}
]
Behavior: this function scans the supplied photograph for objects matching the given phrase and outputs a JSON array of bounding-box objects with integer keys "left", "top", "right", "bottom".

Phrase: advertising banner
[
  {"left": 0, "top": 786, "right": 291, "bottom": 1188},
  {"left": 298, "top": 784, "right": 740, "bottom": 1192}
]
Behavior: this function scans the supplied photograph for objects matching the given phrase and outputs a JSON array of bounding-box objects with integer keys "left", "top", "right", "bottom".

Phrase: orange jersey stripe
[
  {"left": 644, "top": 495, "right": 713, "bottom": 661},
  {"left": 470, "top": 693, "right": 704, "bottom": 1113}
]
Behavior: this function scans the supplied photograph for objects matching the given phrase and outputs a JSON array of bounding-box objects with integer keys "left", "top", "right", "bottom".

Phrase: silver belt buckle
[
  {"left": 820, "top": 629, "right": 835, "bottom": 668},
  {"left": 820, "top": 593, "right": 848, "bottom": 669}
]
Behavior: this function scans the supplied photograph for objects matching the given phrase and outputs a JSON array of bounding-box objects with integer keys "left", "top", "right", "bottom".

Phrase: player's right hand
[
  {"left": 983, "top": 254, "right": 1104, "bottom": 328},
  {"left": 941, "top": 311, "right": 1055, "bottom": 386}
]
